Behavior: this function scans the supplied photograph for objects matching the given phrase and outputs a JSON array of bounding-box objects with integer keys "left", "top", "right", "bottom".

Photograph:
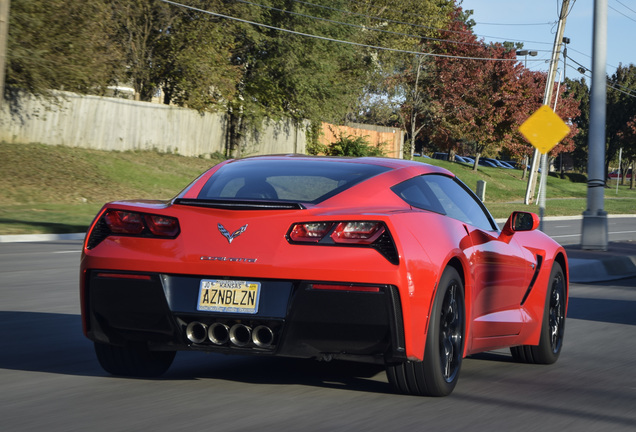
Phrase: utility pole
[
  {"left": 581, "top": 0, "right": 608, "bottom": 250},
  {"left": 0, "top": 0, "right": 9, "bottom": 109},
  {"left": 524, "top": 0, "right": 571, "bottom": 205}
]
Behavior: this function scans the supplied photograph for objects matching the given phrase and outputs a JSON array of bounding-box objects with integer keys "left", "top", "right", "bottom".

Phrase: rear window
[{"left": 197, "top": 159, "right": 391, "bottom": 204}]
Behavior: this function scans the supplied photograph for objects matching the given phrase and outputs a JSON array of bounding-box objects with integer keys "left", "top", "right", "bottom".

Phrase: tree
[
  {"left": 564, "top": 76, "right": 590, "bottom": 172},
  {"left": 616, "top": 116, "right": 636, "bottom": 189},
  {"left": 221, "top": 0, "right": 377, "bottom": 156},
  {"left": 606, "top": 64, "right": 636, "bottom": 180},
  {"left": 347, "top": 0, "right": 455, "bottom": 159},
  {"left": 6, "top": 0, "right": 123, "bottom": 99},
  {"left": 420, "top": 6, "right": 525, "bottom": 170}
]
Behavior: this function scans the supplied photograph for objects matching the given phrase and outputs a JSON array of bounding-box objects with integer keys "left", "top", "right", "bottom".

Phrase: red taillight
[
  {"left": 104, "top": 210, "right": 144, "bottom": 234},
  {"left": 95, "top": 272, "right": 152, "bottom": 280},
  {"left": 312, "top": 283, "right": 381, "bottom": 293},
  {"left": 331, "top": 222, "right": 384, "bottom": 244},
  {"left": 289, "top": 222, "right": 334, "bottom": 242},
  {"left": 102, "top": 209, "right": 179, "bottom": 237},
  {"left": 287, "top": 220, "right": 398, "bottom": 264},
  {"left": 145, "top": 214, "right": 180, "bottom": 237}
]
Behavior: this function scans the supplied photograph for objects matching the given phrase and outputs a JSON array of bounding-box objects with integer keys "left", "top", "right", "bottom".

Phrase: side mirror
[{"left": 500, "top": 211, "right": 539, "bottom": 241}]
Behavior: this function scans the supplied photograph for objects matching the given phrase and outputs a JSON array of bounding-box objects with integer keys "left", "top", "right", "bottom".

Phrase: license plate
[{"left": 197, "top": 279, "right": 261, "bottom": 314}]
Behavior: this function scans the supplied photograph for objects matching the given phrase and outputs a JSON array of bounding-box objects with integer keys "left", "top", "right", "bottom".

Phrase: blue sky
[{"left": 458, "top": 0, "right": 635, "bottom": 79}]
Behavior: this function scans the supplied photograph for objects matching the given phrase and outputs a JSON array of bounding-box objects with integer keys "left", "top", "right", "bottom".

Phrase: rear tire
[
  {"left": 387, "top": 267, "right": 465, "bottom": 396},
  {"left": 511, "top": 261, "right": 566, "bottom": 364},
  {"left": 94, "top": 342, "right": 175, "bottom": 377}
]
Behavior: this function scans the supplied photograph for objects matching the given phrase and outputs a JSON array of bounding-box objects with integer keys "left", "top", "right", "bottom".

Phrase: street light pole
[
  {"left": 581, "top": 0, "right": 608, "bottom": 250},
  {"left": 515, "top": 50, "right": 538, "bottom": 69}
]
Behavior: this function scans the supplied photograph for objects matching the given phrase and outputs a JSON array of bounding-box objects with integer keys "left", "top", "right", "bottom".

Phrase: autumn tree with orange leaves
[{"left": 410, "top": 6, "right": 579, "bottom": 170}]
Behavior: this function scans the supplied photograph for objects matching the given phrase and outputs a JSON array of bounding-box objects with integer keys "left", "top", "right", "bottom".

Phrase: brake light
[
  {"left": 86, "top": 209, "right": 180, "bottom": 249},
  {"left": 312, "top": 283, "right": 381, "bottom": 293},
  {"left": 289, "top": 222, "right": 334, "bottom": 242},
  {"left": 145, "top": 214, "right": 180, "bottom": 237},
  {"left": 96, "top": 272, "right": 152, "bottom": 280},
  {"left": 104, "top": 210, "right": 144, "bottom": 234},
  {"left": 286, "top": 220, "right": 398, "bottom": 264},
  {"left": 331, "top": 222, "right": 384, "bottom": 244}
]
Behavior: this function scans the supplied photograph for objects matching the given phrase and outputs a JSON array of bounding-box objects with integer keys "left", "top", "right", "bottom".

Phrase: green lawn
[{"left": 1, "top": 142, "right": 634, "bottom": 235}]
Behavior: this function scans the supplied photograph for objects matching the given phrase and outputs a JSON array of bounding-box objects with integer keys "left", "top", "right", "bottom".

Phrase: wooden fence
[{"left": 0, "top": 91, "right": 403, "bottom": 159}]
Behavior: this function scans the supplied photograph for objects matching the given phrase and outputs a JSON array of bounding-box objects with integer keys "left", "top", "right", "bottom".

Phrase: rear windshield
[{"left": 197, "top": 159, "right": 391, "bottom": 204}]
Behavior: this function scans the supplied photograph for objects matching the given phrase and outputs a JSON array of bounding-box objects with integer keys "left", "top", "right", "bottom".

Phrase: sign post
[{"left": 519, "top": 105, "right": 571, "bottom": 230}]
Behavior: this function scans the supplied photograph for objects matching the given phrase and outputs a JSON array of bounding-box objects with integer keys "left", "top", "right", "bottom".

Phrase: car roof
[{"left": 230, "top": 154, "right": 453, "bottom": 175}]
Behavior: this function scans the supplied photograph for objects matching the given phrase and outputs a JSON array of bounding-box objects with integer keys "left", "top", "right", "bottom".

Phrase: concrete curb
[{"left": 0, "top": 232, "right": 86, "bottom": 243}]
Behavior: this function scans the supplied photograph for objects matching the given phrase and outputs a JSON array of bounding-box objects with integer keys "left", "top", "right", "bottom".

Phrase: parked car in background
[
  {"left": 454, "top": 155, "right": 471, "bottom": 164},
  {"left": 608, "top": 169, "right": 632, "bottom": 179},
  {"left": 499, "top": 160, "right": 516, "bottom": 169},
  {"left": 478, "top": 158, "right": 497, "bottom": 168},
  {"left": 504, "top": 160, "right": 519, "bottom": 169}
]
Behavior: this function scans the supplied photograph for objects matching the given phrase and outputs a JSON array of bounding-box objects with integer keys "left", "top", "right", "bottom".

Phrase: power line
[
  {"left": 609, "top": 4, "right": 636, "bottom": 23},
  {"left": 234, "top": 0, "right": 486, "bottom": 49},
  {"left": 614, "top": 0, "right": 636, "bottom": 15},
  {"left": 269, "top": 0, "right": 555, "bottom": 49},
  {"left": 158, "top": 0, "right": 529, "bottom": 63}
]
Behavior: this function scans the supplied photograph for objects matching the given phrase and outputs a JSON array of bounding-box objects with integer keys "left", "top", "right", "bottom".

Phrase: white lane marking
[{"left": 551, "top": 230, "right": 636, "bottom": 239}]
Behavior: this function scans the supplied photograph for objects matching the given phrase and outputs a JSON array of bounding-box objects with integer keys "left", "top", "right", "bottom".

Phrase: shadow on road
[
  {"left": 567, "top": 297, "right": 636, "bottom": 326},
  {"left": 0, "top": 310, "right": 390, "bottom": 394}
]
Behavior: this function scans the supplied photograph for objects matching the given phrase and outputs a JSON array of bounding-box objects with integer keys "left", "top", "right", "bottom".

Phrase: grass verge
[{"left": 1, "top": 142, "right": 634, "bottom": 235}]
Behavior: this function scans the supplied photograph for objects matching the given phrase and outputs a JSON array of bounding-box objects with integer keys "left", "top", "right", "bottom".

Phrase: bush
[{"left": 326, "top": 133, "right": 384, "bottom": 157}]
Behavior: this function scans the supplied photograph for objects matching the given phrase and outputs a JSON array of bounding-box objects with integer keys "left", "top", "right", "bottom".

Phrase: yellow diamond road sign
[{"left": 519, "top": 105, "right": 570, "bottom": 154}]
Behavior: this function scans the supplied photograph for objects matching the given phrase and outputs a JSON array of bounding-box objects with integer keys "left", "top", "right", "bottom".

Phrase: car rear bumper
[{"left": 83, "top": 270, "right": 407, "bottom": 364}]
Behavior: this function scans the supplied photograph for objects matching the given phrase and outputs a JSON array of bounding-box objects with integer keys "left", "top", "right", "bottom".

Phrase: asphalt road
[
  {"left": 539, "top": 216, "right": 636, "bottom": 245},
  {"left": 1, "top": 235, "right": 636, "bottom": 431}
]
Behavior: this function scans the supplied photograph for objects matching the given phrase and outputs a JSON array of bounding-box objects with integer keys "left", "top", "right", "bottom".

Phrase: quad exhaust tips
[
  {"left": 229, "top": 324, "right": 252, "bottom": 347},
  {"left": 186, "top": 321, "right": 208, "bottom": 344},
  {"left": 208, "top": 322, "right": 230, "bottom": 345},
  {"left": 252, "top": 325, "right": 275, "bottom": 348},
  {"left": 185, "top": 321, "right": 275, "bottom": 349}
]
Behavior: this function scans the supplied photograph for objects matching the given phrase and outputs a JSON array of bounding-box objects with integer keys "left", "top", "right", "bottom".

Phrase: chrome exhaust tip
[
  {"left": 186, "top": 321, "right": 208, "bottom": 344},
  {"left": 208, "top": 322, "right": 230, "bottom": 345},
  {"left": 229, "top": 324, "right": 252, "bottom": 347},
  {"left": 252, "top": 325, "right": 275, "bottom": 348}
]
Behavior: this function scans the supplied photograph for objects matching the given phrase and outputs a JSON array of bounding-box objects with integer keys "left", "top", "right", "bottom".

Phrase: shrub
[{"left": 326, "top": 133, "right": 384, "bottom": 157}]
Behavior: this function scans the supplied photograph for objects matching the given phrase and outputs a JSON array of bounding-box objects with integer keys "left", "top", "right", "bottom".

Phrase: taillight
[
  {"left": 289, "top": 222, "right": 334, "bottom": 242},
  {"left": 331, "top": 222, "right": 384, "bottom": 244},
  {"left": 86, "top": 209, "right": 180, "bottom": 249},
  {"left": 104, "top": 210, "right": 144, "bottom": 234},
  {"left": 312, "top": 283, "right": 381, "bottom": 293},
  {"left": 145, "top": 214, "right": 180, "bottom": 237},
  {"left": 287, "top": 220, "right": 399, "bottom": 264}
]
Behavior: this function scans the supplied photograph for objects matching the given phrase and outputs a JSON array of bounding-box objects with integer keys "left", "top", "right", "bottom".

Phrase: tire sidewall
[{"left": 423, "top": 266, "right": 465, "bottom": 396}]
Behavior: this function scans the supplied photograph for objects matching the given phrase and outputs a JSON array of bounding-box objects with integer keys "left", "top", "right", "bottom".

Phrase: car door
[{"left": 415, "top": 175, "right": 533, "bottom": 339}]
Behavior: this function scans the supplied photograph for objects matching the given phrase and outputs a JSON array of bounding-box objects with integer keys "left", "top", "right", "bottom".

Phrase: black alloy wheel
[
  {"left": 386, "top": 266, "right": 465, "bottom": 397},
  {"left": 511, "top": 261, "right": 566, "bottom": 364}
]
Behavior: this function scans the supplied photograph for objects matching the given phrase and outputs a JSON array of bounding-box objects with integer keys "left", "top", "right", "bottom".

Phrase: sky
[{"left": 458, "top": 0, "right": 635, "bottom": 79}]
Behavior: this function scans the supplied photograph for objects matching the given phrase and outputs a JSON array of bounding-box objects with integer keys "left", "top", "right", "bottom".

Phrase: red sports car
[{"left": 80, "top": 155, "right": 568, "bottom": 396}]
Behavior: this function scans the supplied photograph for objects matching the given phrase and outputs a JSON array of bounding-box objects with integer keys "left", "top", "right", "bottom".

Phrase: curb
[{"left": 0, "top": 232, "right": 86, "bottom": 243}]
